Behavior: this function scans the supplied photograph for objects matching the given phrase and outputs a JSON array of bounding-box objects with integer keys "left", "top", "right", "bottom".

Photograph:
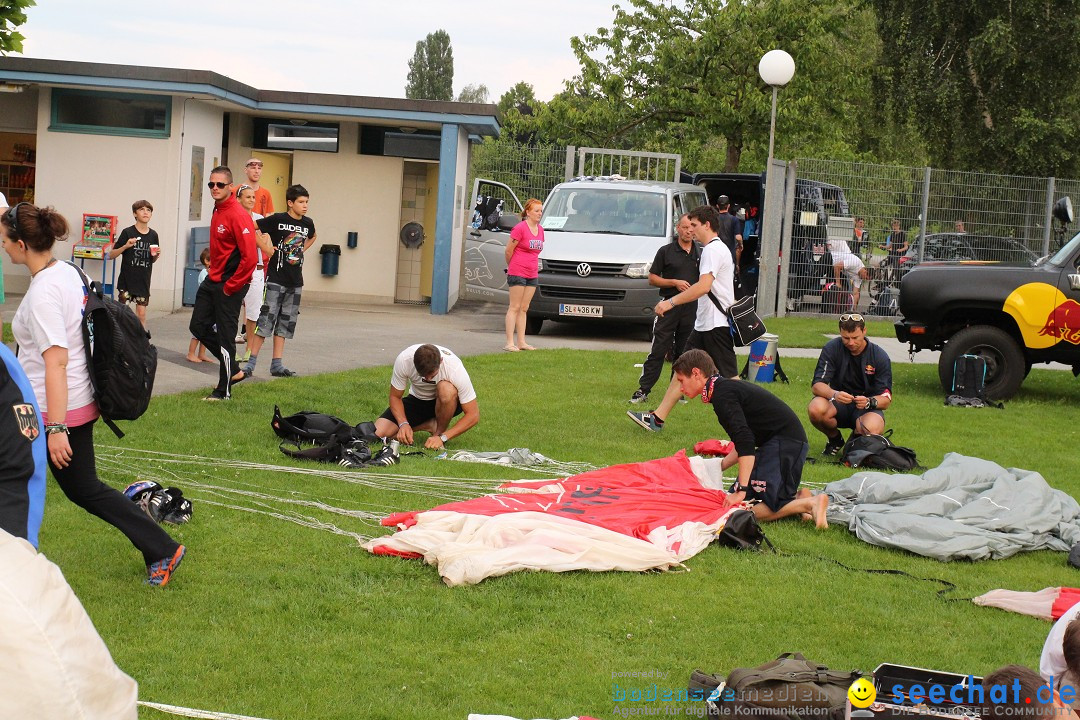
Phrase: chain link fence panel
[{"left": 467, "top": 140, "right": 569, "bottom": 205}]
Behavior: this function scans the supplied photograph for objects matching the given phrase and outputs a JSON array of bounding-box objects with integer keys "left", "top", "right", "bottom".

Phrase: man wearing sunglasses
[
  {"left": 808, "top": 313, "right": 893, "bottom": 455},
  {"left": 188, "top": 166, "right": 258, "bottom": 401}
]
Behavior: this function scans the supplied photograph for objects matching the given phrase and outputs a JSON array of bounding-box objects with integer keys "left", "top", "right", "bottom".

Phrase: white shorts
[
  {"left": 244, "top": 268, "right": 265, "bottom": 321},
  {"left": 833, "top": 252, "right": 865, "bottom": 289}
]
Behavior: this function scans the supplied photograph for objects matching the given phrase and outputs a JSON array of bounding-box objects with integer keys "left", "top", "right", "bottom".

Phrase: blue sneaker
[
  {"left": 627, "top": 411, "right": 662, "bottom": 432},
  {"left": 147, "top": 545, "right": 185, "bottom": 587}
]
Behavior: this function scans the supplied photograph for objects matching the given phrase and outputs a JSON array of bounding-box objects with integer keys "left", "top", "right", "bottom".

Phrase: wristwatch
[
  {"left": 869, "top": 397, "right": 878, "bottom": 410},
  {"left": 729, "top": 481, "right": 747, "bottom": 494},
  {"left": 439, "top": 433, "right": 448, "bottom": 444}
]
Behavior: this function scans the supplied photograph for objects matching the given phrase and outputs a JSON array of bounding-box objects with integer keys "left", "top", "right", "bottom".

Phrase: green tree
[
  {"left": 560, "top": 0, "right": 877, "bottom": 171},
  {"left": 405, "top": 30, "right": 454, "bottom": 101},
  {"left": 497, "top": 81, "right": 538, "bottom": 116},
  {"left": 0, "top": 0, "right": 35, "bottom": 55},
  {"left": 457, "top": 83, "right": 489, "bottom": 104},
  {"left": 871, "top": 0, "right": 1080, "bottom": 175}
]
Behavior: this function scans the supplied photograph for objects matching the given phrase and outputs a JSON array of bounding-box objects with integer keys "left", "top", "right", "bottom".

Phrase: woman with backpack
[{"left": 0, "top": 203, "right": 185, "bottom": 587}]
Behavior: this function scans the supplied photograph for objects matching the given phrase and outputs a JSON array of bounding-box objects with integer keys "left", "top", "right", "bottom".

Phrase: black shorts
[
  {"left": 507, "top": 275, "right": 538, "bottom": 287},
  {"left": 832, "top": 402, "right": 885, "bottom": 430},
  {"left": 686, "top": 327, "right": 738, "bottom": 377},
  {"left": 746, "top": 435, "right": 809, "bottom": 512},
  {"left": 379, "top": 394, "right": 463, "bottom": 427}
]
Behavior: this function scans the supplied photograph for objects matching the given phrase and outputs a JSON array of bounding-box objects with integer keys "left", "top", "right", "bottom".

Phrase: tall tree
[
  {"left": 561, "top": 0, "right": 876, "bottom": 171},
  {"left": 497, "top": 81, "right": 538, "bottom": 116},
  {"left": 405, "top": 30, "right": 454, "bottom": 101},
  {"left": 0, "top": 0, "right": 35, "bottom": 55},
  {"left": 457, "top": 83, "right": 489, "bottom": 104},
  {"left": 871, "top": 0, "right": 1080, "bottom": 175}
]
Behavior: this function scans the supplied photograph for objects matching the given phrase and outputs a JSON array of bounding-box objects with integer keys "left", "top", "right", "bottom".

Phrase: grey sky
[{"left": 19, "top": 0, "right": 616, "bottom": 101}]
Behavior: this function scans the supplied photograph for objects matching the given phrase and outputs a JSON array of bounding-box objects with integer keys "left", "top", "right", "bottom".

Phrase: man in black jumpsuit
[{"left": 672, "top": 349, "right": 828, "bottom": 527}]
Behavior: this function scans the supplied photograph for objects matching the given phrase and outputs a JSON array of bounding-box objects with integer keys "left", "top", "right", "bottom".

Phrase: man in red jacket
[{"left": 189, "top": 165, "right": 258, "bottom": 401}]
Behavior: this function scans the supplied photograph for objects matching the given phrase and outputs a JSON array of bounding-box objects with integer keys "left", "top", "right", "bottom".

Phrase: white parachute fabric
[
  {"left": 0, "top": 528, "right": 138, "bottom": 720},
  {"left": 365, "top": 451, "right": 737, "bottom": 586}
]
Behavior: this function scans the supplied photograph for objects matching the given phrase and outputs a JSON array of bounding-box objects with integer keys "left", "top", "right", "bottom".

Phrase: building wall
[
  {"left": 447, "top": 126, "right": 470, "bottom": 308},
  {"left": 169, "top": 98, "right": 224, "bottom": 308},
  {"left": 291, "top": 122, "right": 404, "bottom": 305},
  {"left": 4, "top": 89, "right": 175, "bottom": 295},
  {"left": 396, "top": 161, "right": 431, "bottom": 303}
]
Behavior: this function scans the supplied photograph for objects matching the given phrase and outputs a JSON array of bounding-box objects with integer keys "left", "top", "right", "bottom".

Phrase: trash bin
[
  {"left": 747, "top": 333, "right": 779, "bottom": 383},
  {"left": 319, "top": 244, "right": 341, "bottom": 276}
]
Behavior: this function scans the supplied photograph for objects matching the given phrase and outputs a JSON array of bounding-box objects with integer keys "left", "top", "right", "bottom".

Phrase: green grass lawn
[{"left": 35, "top": 347, "right": 1080, "bottom": 720}]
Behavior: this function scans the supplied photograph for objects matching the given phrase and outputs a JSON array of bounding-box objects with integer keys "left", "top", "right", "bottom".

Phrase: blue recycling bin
[{"left": 320, "top": 244, "right": 341, "bottom": 276}]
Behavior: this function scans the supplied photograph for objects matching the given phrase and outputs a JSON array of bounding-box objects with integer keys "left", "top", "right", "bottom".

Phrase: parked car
[
  {"left": 897, "top": 232, "right": 1038, "bottom": 278},
  {"left": 463, "top": 176, "right": 708, "bottom": 334}
]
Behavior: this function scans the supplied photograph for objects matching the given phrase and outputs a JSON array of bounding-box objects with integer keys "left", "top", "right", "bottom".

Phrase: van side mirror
[{"left": 497, "top": 213, "right": 519, "bottom": 231}]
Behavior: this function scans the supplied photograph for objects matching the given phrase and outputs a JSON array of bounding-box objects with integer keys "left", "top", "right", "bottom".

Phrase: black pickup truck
[{"left": 894, "top": 232, "right": 1080, "bottom": 399}]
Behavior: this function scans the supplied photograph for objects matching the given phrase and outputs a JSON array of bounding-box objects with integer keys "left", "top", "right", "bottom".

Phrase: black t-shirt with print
[
  {"left": 257, "top": 213, "right": 316, "bottom": 288},
  {"left": 112, "top": 225, "right": 159, "bottom": 297}
]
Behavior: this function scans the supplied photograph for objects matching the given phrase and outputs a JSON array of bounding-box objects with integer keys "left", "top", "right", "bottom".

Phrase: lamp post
[{"left": 758, "top": 49, "right": 795, "bottom": 166}]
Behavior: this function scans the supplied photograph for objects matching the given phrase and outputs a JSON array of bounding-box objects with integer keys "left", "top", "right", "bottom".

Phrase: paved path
[{"left": 0, "top": 294, "right": 989, "bottom": 398}]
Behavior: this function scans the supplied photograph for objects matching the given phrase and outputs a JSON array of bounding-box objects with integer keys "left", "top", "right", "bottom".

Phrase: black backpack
[
  {"left": 841, "top": 431, "right": 919, "bottom": 471},
  {"left": 950, "top": 354, "right": 987, "bottom": 399},
  {"left": 272, "top": 406, "right": 393, "bottom": 468},
  {"left": 69, "top": 263, "right": 157, "bottom": 439}
]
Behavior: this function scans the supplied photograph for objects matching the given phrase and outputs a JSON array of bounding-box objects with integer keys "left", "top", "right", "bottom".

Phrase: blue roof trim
[{"left": 0, "top": 69, "right": 500, "bottom": 134}]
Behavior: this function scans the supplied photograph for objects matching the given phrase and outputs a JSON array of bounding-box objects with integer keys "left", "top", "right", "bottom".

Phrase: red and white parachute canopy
[{"left": 365, "top": 450, "right": 739, "bottom": 586}]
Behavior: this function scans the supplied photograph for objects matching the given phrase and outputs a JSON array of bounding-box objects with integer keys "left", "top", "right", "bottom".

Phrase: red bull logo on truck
[
  {"left": 1004, "top": 282, "right": 1080, "bottom": 349},
  {"left": 1039, "top": 299, "right": 1080, "bottom": 345}
]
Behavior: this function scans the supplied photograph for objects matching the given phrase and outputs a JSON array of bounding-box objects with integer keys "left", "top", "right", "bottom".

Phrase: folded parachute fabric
[
  {"left": 364, "top": 450, "right": 737, "bottom": 586},
  {"left": 973, "top": 587, "right": 1080, "bottom": 621},
  {"left": 694, "top": 439, "right": 735, "bottom": 457},
  {"left": 824, "top": 452, "right": 1080, "bottom": 562}
]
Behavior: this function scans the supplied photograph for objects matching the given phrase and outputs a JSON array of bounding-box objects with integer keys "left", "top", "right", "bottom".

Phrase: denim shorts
[{"left": 507, "top": 274, "right": 538, "bottom": 288}]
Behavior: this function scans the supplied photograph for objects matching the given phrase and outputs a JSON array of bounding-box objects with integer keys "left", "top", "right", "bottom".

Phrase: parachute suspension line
[{"left": 137, "top": 700, "right": 277, "bottom": 720}]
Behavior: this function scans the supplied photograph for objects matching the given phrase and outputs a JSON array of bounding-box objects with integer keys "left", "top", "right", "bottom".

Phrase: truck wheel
[
  {"left": 524, "top": 315, "right": 544, "bottom": 335},
  {"left": 938, "top": 325, "right": 1026, "bottom": 400}
]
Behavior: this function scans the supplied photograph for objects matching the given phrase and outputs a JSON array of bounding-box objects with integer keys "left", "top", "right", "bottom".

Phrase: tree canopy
[
  {"left": 0, "top": 0, "right": 35, "bottom": 55},
  {"left": 405, "top": 30, "right": 454, "bottom": 101},
  {"left": 457, "top": 83, "right": 489, "bottom": 104}
]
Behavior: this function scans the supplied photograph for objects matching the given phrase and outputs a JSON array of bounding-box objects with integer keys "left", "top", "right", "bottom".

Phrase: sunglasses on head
[
  {"left": 4, "top": 202, "right": 28, "bottom": 236},
  {"left": 207, "top": 181, "right": 229, "bottom": 190},
  {"left": 839, "top": 313, "right": 864, "bottom": 323},
  {"left": 235, "top": 184, "right": 252, "bottom": 198}
]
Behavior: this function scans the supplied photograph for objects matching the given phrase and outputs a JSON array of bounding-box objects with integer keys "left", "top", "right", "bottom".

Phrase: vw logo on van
[{"left": 576, "top": 263, "right": 592, "bottom": 277}]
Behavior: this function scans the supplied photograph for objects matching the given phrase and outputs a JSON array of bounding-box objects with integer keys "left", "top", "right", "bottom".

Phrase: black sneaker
[
  {"left": 271, "top": 367, "right": 297, "bottom": 377},
  {"left": 821, "top": 434, "right": 845, "bottom": 457},
  {"left": 629, "top": 389, "right": 649, "bottom": 404}
]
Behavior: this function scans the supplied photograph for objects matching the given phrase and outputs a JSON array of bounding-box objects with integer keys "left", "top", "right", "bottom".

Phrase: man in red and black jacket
[{"left": 189, "top": 165, "right": 258, "bottom": 401}]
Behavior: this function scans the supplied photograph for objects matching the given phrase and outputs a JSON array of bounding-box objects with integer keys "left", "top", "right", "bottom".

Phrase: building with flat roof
[{"left": 0, "top": 57, "right": 500, "bottom": 313}]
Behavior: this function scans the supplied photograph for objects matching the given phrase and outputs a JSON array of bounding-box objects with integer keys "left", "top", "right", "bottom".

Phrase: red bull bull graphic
[
  {"left": 1003, "top": 283, "right": 1072, "bottom": 349},
  {"left": 1039, "top": 298, "right": 1080, "bottom": 344}
]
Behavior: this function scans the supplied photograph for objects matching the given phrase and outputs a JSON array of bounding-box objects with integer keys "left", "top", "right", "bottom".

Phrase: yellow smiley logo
[{"left": 848, "top": 677, "right": 877, "bottom": 708}]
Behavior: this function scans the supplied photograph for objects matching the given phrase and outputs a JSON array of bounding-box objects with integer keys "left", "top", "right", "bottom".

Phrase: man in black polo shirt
[
  {"left": 807, "top": 313, "right": 894, "bottom": 455},
  {"left": 714, "top": 194, "right": 742, "bottom": 266},
  {"left": 630, "top": 214, "right": 701, "bottom": 404},
  {"left": 672, "top": 349, "right": 828, "bottom": 527}
]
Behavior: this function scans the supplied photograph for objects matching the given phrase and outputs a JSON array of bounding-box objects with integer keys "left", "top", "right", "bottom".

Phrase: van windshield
[{"left": 541, "top": 187, "right": 667, "bottom": 237}]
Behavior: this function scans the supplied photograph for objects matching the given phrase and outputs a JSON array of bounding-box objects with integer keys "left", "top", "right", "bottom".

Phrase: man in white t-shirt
[
  {"left": 628, "top": 205, "right": 738, "bottom": 432},
  {"left": 1041, "top": 602, "right": 1080, "bottom": 707},
  {"left": 374, "top": 343, "right": 480, "bottom": 450}
]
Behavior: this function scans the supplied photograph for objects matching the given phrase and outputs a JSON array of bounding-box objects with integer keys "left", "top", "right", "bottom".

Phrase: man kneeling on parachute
[{"left": 672, "top": 349, "right": 828, "bottom": 527}]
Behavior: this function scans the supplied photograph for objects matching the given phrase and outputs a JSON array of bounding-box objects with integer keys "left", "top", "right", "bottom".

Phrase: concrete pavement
[{"left": 4, "top": 293, "right": 951, "bottom": 397}]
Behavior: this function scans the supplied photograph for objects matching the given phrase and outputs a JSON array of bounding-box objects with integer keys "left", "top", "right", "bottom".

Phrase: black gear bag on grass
[
  {"left": 68, "top": 263, "right": 157, "bottom": 439},
  {"left": 841, "top": 430, "right": 919, "bottom": 471}
]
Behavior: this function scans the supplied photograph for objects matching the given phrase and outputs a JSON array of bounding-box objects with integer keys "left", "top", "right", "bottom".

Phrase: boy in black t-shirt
[
  {"left": 243, "top": 184, "right": 317, "bottom": 378},
  {"left": 671, "top": 349, "right": 827, "bottom": 528},
  {"left": 108, "top": 199, "right": 159, "bottom": 329}
]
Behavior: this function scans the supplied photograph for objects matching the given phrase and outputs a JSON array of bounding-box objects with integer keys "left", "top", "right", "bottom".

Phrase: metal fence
[
  {"left": 784, "top": 158, "right": 1080, "bottom": 315},
  {"left": 467, "top": 141, "right": 570, "bottom": 204},
  {"left": 574, "top": 147, "right": 681, "bottom": 182}
]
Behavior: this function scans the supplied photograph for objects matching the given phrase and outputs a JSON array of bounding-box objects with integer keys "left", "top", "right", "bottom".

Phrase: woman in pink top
[
  {"left": 1, "top": 203, "right": 185, "bottom": 587},
  {"left": 504, "top": 198, "right": 544, "bottom": 351}
]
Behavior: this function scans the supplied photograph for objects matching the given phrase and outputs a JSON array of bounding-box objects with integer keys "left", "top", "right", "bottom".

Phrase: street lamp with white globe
[{"left": 758, "top": 49, "right": 795, "bottom": 166}]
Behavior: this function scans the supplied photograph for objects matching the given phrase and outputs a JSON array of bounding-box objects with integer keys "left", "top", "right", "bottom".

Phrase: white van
[{"left": 463, "top": 177, "right": 708, "bottom": 334}]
